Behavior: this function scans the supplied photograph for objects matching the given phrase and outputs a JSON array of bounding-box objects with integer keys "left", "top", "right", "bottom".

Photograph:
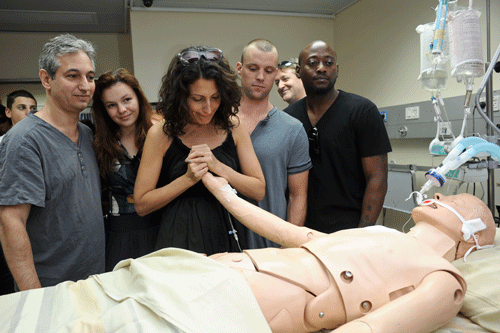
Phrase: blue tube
[
  {"left": 432, "top": 0, "right": 449, "bottom": 54},
  {"left": 417, "top": 137, "right": 500, "bottom": 203},
  {"left": 434, "top": 0, "right": 443, "bottom": 32},
  {"left": 451, "top": 136, "right": 487, "bottom": 152},
  {"left": 466, "top": 143, "right": 500, "bottom": 161},
  {"left": 441, "top": 136, "right": 487, "bottom": 166},
  {"left": 438, "top": 140, "right": 500, "bottom": 179}
]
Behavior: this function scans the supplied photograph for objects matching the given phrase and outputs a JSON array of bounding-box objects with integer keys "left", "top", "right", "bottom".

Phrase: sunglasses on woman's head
[
  {"left": 178, "top": 48, "right": 223, "bottom": 66},
  {"left": 278, "top": 60, "right": 294, "bottom": 69}
]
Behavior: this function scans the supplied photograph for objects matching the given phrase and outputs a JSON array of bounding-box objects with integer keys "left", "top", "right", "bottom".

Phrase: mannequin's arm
[
  {"left": 202, "top": 173, "right": 326, "bottom": 248},
  {"left": 333, "top": 271, "right": 464, "bottom": 333}
]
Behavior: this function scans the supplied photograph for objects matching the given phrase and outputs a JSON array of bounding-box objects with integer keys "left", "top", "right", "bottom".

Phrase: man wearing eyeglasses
[
  {"left": 275, "top": 58, "right": 306, "bottom": 105},
  {"left": 284, "top": 40, "right": 392, "bottom": 234},
  {"left": 236, "top": 39, "right": 312, "bottom": 249}
]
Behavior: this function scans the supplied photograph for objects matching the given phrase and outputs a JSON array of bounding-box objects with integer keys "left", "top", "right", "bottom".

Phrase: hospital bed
[
  {"left": 1, "top": 230, "right": 499, "bottom": 333},
  {"left": 432, "top": 228, "right": 500, "bottom": 333},
  {"left": 0, "top": 248, "right": 271, "bottom": 333},
  {"left": 324, "top": 229, "right": 500, "bottom": 333}
]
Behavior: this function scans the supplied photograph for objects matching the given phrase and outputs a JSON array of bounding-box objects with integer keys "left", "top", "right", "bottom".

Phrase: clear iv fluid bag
[
  {"left": 417, "top": 22, "right": 448, "bottom": 91},
  {"left": 448, "top": 8, "right": 484, "bottom": 78}
]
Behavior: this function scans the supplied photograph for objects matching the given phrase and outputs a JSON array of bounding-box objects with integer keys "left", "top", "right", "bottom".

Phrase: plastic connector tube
[
  {"left": 417, "top": 137, "right": 500, "bottom": 202},
  {"left": 465, "top": 143, "right": 500, "bottom": 162},
  {"left": 431, "top": 97, "right": 443, "bottom": 121},
  {"left": 441, "top": 137, "right": 486, "bottom": 166},
  {"left": 432, "top": 0, "right": 449, "bottom": 54}
]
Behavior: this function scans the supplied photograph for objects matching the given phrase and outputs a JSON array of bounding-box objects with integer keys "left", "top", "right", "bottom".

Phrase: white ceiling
[{"left": 0, "top": 0, "right": 360, "bottom": 34}]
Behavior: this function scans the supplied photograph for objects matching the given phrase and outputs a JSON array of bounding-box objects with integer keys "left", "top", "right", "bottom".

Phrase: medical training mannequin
[{"left": 202, "top": 173, "right": 496, "bottom": 333}]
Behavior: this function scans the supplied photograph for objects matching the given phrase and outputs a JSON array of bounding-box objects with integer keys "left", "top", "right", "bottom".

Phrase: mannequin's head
[{"left": 412, "top": 193, "right": 496, "bottom": 259}]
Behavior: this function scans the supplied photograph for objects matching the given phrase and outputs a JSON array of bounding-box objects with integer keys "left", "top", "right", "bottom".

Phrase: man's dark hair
[{"left": 6, "top": 90, "right": 37, "bottom": 109}]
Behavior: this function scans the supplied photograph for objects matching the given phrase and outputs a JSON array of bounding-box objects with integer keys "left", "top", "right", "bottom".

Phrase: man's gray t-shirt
[
  {"left": 246, "top": 107, "right": 312, "bottom": 248},
  {"left": 0, "top": 113, "right": 105, "bottom": 287}
]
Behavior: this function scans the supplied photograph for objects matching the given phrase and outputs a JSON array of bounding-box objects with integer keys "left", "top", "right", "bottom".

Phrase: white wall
[
  {"left": 1, "top": 1, "right": 499, "bottom": 209},
  {"left": 332, "top": 0, "right": 500, "bottom": 208},
  {"left": 129, "top": 10, "right": 335, "bottom": 109},
  {"left": 333, "top": 0, "right": 500, "bottom": 108},
  {"left": 0, "top": 32, "right": 133, "bottom": 108}
]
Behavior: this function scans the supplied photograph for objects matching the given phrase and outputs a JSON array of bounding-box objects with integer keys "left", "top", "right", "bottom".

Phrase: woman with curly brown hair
[
  {"left": 134, "top": 46, "right": 265, "bottom": 256},
  {"left": 92, "top": 68, "right": 158, "bottom": 271}
]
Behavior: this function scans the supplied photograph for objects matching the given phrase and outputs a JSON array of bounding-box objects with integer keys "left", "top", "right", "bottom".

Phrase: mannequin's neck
[{"left": 408, "top": 222, "right": 457, "bottom": 261}]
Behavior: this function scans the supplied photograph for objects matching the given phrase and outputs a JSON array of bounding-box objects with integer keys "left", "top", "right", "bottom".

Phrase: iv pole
[{"left": 485, "top": 0, "right": 495, "bottom": 212}]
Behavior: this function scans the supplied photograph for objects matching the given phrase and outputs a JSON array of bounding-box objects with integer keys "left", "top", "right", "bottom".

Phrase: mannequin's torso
[{"left": 211, "top": 226, "right": 465, "bottom": 333}]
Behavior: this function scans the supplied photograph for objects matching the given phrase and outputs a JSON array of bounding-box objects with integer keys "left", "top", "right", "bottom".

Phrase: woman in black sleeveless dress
[{"left": 134, "top": 46, "right": 265, "bottom": 256}]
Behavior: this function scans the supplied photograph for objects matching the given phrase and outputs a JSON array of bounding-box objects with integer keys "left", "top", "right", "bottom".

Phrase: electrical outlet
[
  {"left": 439, "top": 121, "right": 452, "bottom": 136},
  {"left": 405, "top": 106, "right": 419, "bottom": 120}
]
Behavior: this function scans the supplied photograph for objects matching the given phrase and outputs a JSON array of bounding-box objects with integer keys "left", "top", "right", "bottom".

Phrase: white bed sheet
[{"left": 0, "top": 248, "right": 271, "bottom": 333}]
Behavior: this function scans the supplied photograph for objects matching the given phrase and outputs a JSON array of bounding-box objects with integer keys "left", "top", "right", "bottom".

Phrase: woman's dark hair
[
  {"left": 92, "top": 68, "right": 152, "bottom": 180},
  {"left": 157, "top": 45, "right": 241, "bottom": 137}
]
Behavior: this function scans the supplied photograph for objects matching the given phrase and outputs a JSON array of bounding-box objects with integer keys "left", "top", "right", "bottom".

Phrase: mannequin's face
[
  {"left": 413, "top": 193, "right": 465, "bottom": 233},
  {"left": 412, "top": 192, "right": 495, "bottom": 258}
]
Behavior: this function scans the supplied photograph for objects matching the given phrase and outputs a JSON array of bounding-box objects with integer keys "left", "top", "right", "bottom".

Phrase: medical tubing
[
  {"left": 433, "top": 124, "right": 440, "bottom": 142},
  {"left": 438, "top": 93, "right": 455, "bottom": 139},
  {"left": 420, "top": 150, "right": 473, "bottom": 194},
  {"left": 432, "top": 97, "right": 440, "bottom": 116},
  {"left": 437, "top": 91, "right": 445, "bottom": 106},
  {"left": 430, "top": 98, "right": 442, "bottom": 151},
  {"left": 439, "top": 149, "right": 475, "bottom": 174},
  {"left": 433, "top": 0, "right": 449, "bottom": 54},
  {"left": 435, "top": 141, "right": 500, "bottom": 184},
  {"left": 432, "top": 97, "right": 443, "bottom": 123},
  {"left": 419, "top": 138, "right": 500, "bottom": 198},
  {"left": 464, "top": 89, "right": 473, "bottom": 107},
  {"left": 421, "top": 180, "right": 433, "bottom": 191},
  {"left": 441, "top": 136, "right": 486, "bottom": 166},
  {"left": 474, "top": 42, "right": 500, "bottom": 137},
  {"left": 465, "top": 142, "right": 500, "bottom": 161},
  {"left": 452, "top": 108, "right": 471, "bottom": 149},
  {"left": 433, "top": 1, "right": 443, "bottom": 49}
]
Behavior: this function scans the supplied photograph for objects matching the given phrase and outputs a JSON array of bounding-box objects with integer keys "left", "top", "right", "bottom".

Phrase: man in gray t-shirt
[
  {"left": 0, "top": 34, "right": 105, "bottom": 290},
  {"left": 236, "top": 39, "right": 312, "bottom": 249}
]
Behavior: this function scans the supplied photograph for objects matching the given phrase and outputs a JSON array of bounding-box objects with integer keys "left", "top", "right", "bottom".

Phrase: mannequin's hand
[{"left": 202, "top": 172, "right": 228, "bottom": 194}]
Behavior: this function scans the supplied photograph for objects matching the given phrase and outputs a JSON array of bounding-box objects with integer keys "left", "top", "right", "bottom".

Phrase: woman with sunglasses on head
[
  {"left": 92, "top": 68, "right": 159, "bottom": 271},
  {"left": 134, "top": 46, "right": 265, "bottom": 256}
]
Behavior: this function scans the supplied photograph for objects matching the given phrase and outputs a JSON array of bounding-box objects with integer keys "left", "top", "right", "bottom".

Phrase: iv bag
[
  {"left": 416, "top": 22, "right": 448, "bottom": 91},
  {"left": 448, "top": 8, "right": 484, "bottom": 79}
]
